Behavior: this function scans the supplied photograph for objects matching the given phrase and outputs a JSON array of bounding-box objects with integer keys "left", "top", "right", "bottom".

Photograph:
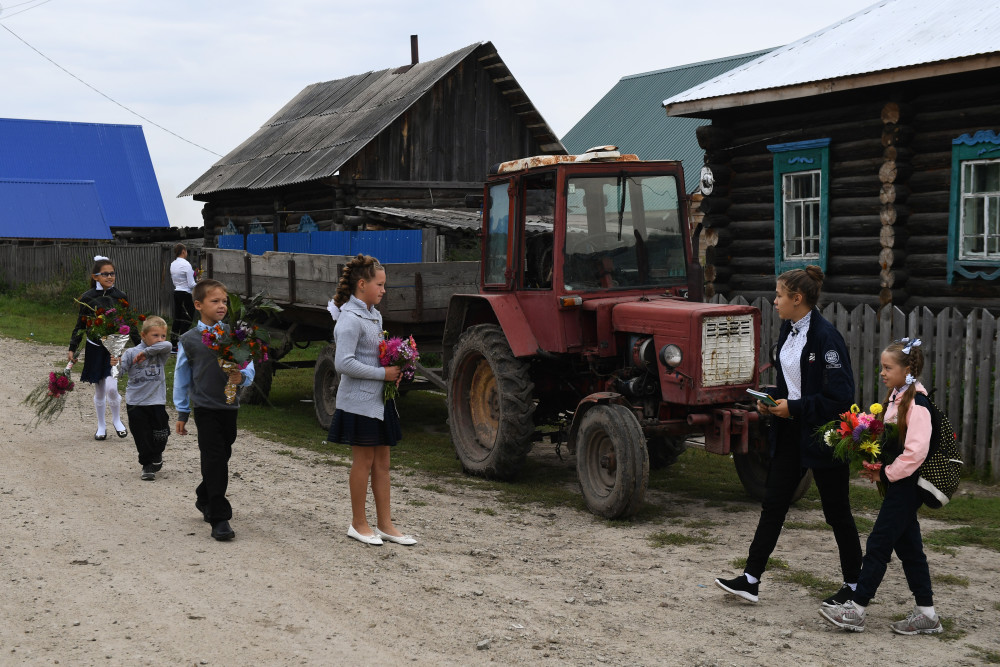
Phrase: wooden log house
[
  {"left": 180, "top": 40, "right": 564, "bottom": 247},
  {"left": 664, "top": 0, "right": 1000, "bottom": 311}
]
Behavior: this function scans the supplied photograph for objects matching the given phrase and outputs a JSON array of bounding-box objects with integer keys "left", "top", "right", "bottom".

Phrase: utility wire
[
  {"left": 0, "top": 21, "right": 223, "bottom": 157},
  {"left": 0, "top": 0, "right": 55, "bottom": 21}
]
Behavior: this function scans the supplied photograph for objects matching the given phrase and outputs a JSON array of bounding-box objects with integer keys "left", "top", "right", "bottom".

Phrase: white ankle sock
[
  {"left": 847, "top": 582, "right": 857, "bottom": 591},
  {"left": 744, "top": 573, "right": 759, "bottom": 585},
  {"left": 917, "top": 605, "right": 936, "bottom": 619}
]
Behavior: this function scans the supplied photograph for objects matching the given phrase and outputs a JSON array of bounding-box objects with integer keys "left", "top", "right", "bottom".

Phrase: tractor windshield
[{"left": 563, "top": 174, "right": 685, "bottom": 291}]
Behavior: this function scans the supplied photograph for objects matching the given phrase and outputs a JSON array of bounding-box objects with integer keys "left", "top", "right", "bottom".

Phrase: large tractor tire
[
  {"left": 576, "top": 403, "right": 650, "bottom": 519},
  {"left": 313, "top": 343, "right": 340, "bottom": 430},
  {"left": 733, "top": 449, "right": 813, "bottom": 503},
  {"left": 448, "top": 324, "right": 535, "bottom": 480},
  {"left": 238, "top": 360, "right": 273, "bottom": 405}
]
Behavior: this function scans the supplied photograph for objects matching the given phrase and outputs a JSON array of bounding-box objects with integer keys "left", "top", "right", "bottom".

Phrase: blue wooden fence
[{"left": 218, "top": 230, "right": 422, "bottom": 263}]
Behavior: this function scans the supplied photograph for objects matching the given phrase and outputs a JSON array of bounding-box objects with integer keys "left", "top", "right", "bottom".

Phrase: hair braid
[
  {"left": 881, "top": 340, "right": 926, "bottom": 443},
  {"left": 333, "top": 254, "right": 383, "bottom": 307}
]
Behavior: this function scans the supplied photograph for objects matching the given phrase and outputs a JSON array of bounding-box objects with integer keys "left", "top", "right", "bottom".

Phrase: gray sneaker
[
  {"left": 890, "top": 608, "right": 943, "bottom": 635},
  {"left": 819, "top": 601, "right": 866, "bottom": 632}
]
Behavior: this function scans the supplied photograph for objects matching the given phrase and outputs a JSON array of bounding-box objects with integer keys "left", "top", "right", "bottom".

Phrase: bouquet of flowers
[
  {"left": 23, "top": 360, "right": 76, "bottom": 428},
  {"left": 80, "top": 298, "right": 145, "bottom": 378},
  {"left": 816, "top": 403, "right": 898, "bottom": 496},
  {"left": 201, "top": 291, "right": 281, "bottom": 403},
  {"left": 378, "top": 332, "right": 419, "bottom": 401}
]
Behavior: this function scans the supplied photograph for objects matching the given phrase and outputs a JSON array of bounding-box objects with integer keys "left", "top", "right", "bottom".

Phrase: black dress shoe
[
  {"left": 195, "top": 500, "right": 211, "bottom": 523},
  {"left": 115, "top": 427, "right": 128, "bottom": 438},
  {"left": 94, "top": 433, "right": 107, "bottom": 441},
  {"left": 211, "top": 521, "right": 235, "bottom": 541}
]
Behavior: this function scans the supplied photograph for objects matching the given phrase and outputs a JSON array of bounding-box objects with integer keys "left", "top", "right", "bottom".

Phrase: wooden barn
[
  {"left": 180, "top": 40, "right": 564, "bottom": 248},
  {"left": 663, "top": 0, "right": 1000, "bottom": 311}
]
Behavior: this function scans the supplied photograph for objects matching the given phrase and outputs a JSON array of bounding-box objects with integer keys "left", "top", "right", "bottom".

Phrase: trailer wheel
[
  {"left": 576, "top": 404, "right": 649, "bottom": 519},
  {"left": 733, "top": 450, "right": 813, "bottom": 502},
  {"left": 313, "top": 343, "right": 340, "bottom": 430},
  {"left": 238, "top": 360, "right": 273, "bottom": 405},
  {"left": 647, "top": 435, "right": 687, "bottom": 469},
  {"left": 448, "top": 324, "right": 535, "bottom": 480}
]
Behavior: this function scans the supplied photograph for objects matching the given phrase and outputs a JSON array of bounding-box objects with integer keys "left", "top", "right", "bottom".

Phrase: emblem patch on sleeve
[{"left": 824, "top": 350, "right": 841, "bottom": 368}]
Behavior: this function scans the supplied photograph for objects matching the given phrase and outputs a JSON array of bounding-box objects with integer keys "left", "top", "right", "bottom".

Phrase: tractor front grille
[{"left": 701, "top": 314, "right": 755, "bottom": 387}]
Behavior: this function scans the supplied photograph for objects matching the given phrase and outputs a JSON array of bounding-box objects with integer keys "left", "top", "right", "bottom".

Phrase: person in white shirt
[{"left": 169, "top": 243, "right": 197, "bottom": 352}]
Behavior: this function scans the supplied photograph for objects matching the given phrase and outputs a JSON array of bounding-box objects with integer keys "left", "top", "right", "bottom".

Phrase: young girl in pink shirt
[{"left": 821, "top": 338, "right": 942, "bottom": 635}]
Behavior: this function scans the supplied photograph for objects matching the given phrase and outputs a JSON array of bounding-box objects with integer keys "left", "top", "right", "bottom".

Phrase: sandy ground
[{"left": 1, "top": 337, "right": 999, "bottom": 667}]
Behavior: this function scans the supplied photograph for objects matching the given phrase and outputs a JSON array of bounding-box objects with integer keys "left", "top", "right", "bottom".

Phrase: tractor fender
[
  {"left": 567, "top": 392, "right": 631, "bottom": 454},
  {"left": 443, "top": 294, "right": 540, "bottom": 376}
]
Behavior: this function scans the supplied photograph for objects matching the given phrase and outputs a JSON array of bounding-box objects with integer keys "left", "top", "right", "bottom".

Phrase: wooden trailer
[{"left": 202, "top": 247, "right": 478, "bottom": 427}]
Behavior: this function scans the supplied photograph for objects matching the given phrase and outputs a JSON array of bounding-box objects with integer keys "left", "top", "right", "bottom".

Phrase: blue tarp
[{"left": 218, "top": 231, "right": 422, "bottom": 262}]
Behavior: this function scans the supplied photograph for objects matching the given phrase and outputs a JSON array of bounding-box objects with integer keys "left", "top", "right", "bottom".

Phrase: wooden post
[{"left": 878, "top": 101, "right": 913, "bottom": 308}]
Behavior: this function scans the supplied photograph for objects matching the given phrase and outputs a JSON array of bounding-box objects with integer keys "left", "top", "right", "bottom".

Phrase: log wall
[{"left": 696, "top": 69, "right": 1000, "bottom": 311}]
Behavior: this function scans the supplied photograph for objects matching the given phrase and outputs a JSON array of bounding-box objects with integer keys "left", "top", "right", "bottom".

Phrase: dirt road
[{"left": 1, "top": 337, "right": 997, "bottom": 666}]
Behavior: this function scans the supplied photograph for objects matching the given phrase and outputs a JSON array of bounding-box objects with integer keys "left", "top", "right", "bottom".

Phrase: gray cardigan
[{"left": 334, "top": 296, "right": 388, "bottom": 420}]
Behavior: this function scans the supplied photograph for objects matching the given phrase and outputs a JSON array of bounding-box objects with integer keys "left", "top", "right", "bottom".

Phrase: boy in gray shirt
[{"left": 115, "top": 316, "right": 173, "bottom": 480}]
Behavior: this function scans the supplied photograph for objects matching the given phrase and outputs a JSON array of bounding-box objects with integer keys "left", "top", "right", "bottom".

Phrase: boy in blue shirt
[{"left": 173, "top": 280, "right": 254, "bottom": 541}]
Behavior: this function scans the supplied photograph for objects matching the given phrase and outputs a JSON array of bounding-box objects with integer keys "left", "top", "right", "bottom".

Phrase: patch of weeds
[
  {"left": 967, "top": 645, "right": 1000, "bottom": 664},
  {"left": 731, "top": 556, "right": 788, "bottom": 571},
  {"left": 648, "top": 531, "right": 710, "bottom": 548},
  {"left": 472, "top": 507, "right": 497, "bottom": 516},
  {"left": 773, "top": 569, "right": 839, "bottom": 596},
  {"left": 419, "top": 483, "right": 446, "bottom": 494},
  {"left": 784, "top": 521, "right": 828, "bottom": 531},
  {"left": 276, "top": 449, "right": 305, "bottom": 460},
  {"left": 854, "top": 516, "right": 875, "bottom": 533},
  {"left": 924, "top": 525, "right": 1000, "bottom": 552},
  {"left": 932, "top": 573, "right": 969, "bottom": 587},
  {"left": 928, "top": 544, "right": 959, "bottom": 556},
  {"left": 994, "top": 601, "right": 1000, "bottom": 612},
  {"left": 320, "top": 457, "right": 350, "bottom": 468},
  {"left": 938, "top": 617, "right": 966, "bottom": 642},
  {"left": 408, "top": 500, "right": 428, "bottom": 507}
]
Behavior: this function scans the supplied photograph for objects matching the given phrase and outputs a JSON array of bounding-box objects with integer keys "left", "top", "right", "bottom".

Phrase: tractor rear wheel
[
  {"left": 313, "top": 343, "right": 340, "bottom": 430},
  {"left": 733, "top": 449, "right": 813, "bottom": 502},
  {"left": 448, "top": 324, "right": 535, "bottom": 480},
  {"left": 576, "top": 403, "right": 649, "bottom": 519}
]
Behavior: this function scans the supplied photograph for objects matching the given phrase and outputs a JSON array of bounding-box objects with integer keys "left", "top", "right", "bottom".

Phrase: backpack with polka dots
[{"left": 913, "top": 393, "right": 963, "bottom": 508}]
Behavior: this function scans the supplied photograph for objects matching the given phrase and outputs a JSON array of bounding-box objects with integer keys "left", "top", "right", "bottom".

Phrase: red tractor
[{"left": 443, "top": 148, "right": 779, "bottom": 518}]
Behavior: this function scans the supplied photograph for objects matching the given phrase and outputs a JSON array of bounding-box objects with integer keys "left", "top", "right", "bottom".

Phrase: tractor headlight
[{"left": 659, "top": 344, "right": 683, "bottom": 369}]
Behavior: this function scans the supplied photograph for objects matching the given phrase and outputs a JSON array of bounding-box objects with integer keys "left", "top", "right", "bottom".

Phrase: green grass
[
  {"left": 0, "top": 274, "right": 89, "bottom": 346},
  {"left": 731, "top": 556, "right": 788, "bottom": 571},
  {"left": 931, "top": 573, "right": 969, "bottom": 588},
  {"left": 968, "top": 645, "right": 1000, "bottom": 664}
]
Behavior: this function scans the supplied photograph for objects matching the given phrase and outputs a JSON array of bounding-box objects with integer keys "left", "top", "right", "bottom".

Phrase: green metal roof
[{"left": 562, "top": 49, "right": 775, "bottom": 193}]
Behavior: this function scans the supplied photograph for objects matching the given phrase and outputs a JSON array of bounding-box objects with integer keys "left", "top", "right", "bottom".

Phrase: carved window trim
[
  {"left": 768, "top": 138, "right": 830, "bottom": 274},
  {"left": 948, "top": 130, "right": 1000, "bottom": 283}
]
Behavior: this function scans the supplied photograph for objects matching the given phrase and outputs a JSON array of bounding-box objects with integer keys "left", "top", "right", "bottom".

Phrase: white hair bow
[
  {"left": 93, "top": 254, "right": 109, "bottom": 262},
  {"left": 327, "top": 298, "right": 340, "bottom": 322},
  {"left": 905, "top": 373, "right": 916, "bottom": 386},
  {"left": 901, "top": 337, "right": 922, "bottom": 355}
]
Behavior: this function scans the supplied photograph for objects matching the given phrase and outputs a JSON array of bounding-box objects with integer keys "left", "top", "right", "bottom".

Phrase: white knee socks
[
  {"left": 93, "top": 394, "right": 107, "bottom": 436},
  {"left": 105, "top": 377, "right": 125, "bottom": 432}
]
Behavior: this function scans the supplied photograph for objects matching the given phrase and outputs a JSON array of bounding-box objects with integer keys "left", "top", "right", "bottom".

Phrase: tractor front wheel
[
  {"left": 448, "top": 325, "right": 535, "bottom": 480},
  {"left": 576, "top": 404, "right": 649, "bottom": 519}
]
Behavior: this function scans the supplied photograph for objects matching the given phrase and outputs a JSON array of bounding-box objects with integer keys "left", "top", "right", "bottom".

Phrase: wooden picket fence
[{"left": 712, "top": 296, "right": 1000, "bottom": 482}]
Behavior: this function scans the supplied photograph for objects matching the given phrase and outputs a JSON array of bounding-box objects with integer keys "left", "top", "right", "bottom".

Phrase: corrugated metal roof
[
  {"left": 181, "top": 42, "right": 564, "bottom": 198},
  {"left": 0, "top": 179, "right": 112, "bottom": 240},
  {"left": 0, "top": 118, "right": 169, "bottom": 228},
  {"left": 664, "top": 0, "right": 1000, "bottom": 114},
  {"left": 562, "top": 49, "right": 774, "bottom": 193},
  {"left": 357, "top": 206, "right": 549, "bottom": 236}
]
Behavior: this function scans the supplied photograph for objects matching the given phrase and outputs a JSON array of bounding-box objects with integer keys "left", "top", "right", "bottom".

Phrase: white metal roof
[{"left": 664, "top": 0, "right": 1000, "bottom": 115}]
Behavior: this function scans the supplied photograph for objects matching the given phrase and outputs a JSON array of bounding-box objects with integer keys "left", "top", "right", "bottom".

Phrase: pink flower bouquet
[{"left": 378, "top": 332, "right": 419, "bottom": 402}]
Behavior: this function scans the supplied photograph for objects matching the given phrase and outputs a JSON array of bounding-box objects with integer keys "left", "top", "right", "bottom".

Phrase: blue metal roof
[
  {"left": 0, "top": 179, "right": 112, "bottom": 240},
  {"left": 0, "top": 118, "right": 169, "bottom": 230},
  {"left": 562, "top": 49, "right": 775, "bottom": 193}
]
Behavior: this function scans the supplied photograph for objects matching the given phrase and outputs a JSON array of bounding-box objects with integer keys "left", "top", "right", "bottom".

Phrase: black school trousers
[
  {"left": 853, "top": 475, "right": 933, "bottom": 607},
  {"left": 745, "top": 422, "right": 862, "bottom": 583},
  {"left": 126, "top": 404, "right": 169, "bottom": 466},
  {"left": 171, "top": 290, "right": 196, "bottom": 347},
  {"left": 192, "top": 407, "right": 238, "bottom": 524}
]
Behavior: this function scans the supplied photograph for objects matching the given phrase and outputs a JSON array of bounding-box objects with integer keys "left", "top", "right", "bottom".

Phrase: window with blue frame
[
  {"left": 767, "top": 139, "right": 830, "bottom": 273},
  {"left": 948, "top": 130, "right": 1000, "bottom": 283}
]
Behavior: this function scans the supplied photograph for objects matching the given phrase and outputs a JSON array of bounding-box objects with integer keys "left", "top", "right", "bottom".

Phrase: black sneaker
[
  {"left": 822, "top": 584, "right": 854, "bottom": 608},
  {"left": 140, "top": 465, "right": 155, "bottom": 481},
  {"left": 715, "top": 574, "right": 759, "bottom": 603},
  {"left": 151, "top": 459, "right": 163, "bottom": 472}
]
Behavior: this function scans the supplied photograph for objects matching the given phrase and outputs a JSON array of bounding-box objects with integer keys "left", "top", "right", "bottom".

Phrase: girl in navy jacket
[{"left": 716, "top": 265, "right": 862, "bottom": 605}]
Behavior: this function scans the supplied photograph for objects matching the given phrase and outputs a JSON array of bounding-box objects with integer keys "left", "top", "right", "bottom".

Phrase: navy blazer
[{"left": 771, "top": 308, "right": 855, "bottom": 469}]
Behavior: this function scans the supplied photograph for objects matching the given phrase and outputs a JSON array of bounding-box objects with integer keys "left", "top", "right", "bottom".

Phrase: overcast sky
[{"left": 0, "top": 0, "right": 877, "bottom": 227}]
